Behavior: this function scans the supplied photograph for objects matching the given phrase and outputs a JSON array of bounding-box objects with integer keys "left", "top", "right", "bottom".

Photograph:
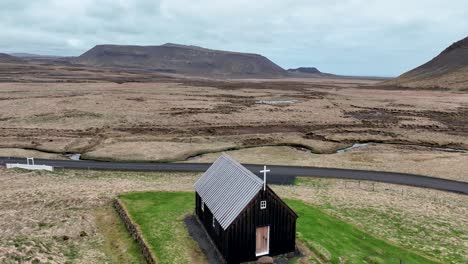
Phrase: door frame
[{"left": 255, "top": 225, "right": 270, "bottom": 257}]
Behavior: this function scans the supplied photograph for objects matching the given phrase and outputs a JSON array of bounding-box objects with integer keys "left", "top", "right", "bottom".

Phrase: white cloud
[{"left": 0, "top": 0, "right": 467, "bottom": 75}]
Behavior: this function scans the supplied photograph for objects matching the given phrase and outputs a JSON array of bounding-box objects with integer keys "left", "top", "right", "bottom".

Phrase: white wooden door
[{"left": 255, "top": 226, "right": 269, "bottom": 256}]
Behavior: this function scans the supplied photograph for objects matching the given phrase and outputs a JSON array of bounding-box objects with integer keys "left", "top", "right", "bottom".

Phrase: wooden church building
[{"left": 194, "top": 154, "right": 298, "bottom": 263}]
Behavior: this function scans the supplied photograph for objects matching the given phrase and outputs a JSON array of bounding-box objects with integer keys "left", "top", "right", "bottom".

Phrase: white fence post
[{"left": 6, "top": 157, "right": 53, "bottom": 172}]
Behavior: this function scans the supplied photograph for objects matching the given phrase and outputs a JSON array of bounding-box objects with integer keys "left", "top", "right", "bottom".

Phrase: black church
[{"left": 194, "top": 154, "right": 298, "bottom": 263}]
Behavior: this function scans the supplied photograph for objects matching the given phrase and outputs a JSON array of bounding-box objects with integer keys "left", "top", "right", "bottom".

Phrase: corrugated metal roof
[{"left": 194, "top": 154, "right": 263, "bottom": 230}]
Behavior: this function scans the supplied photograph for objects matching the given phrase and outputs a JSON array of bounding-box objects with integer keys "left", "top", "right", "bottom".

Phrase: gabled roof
[{"left": 194, "top": 154, "right": 263, "bottom": 230}]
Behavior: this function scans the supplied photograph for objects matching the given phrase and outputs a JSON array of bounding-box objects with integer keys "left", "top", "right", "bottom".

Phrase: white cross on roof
[{"left": 260, "top": 165, "right": 270, "bottom": 191}]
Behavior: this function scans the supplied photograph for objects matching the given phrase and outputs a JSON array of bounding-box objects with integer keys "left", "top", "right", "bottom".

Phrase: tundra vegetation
[{"left": 0, "top": 168, "right": 465, "bottom": 263}]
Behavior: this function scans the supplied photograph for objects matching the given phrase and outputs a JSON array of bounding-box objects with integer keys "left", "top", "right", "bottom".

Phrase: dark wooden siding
[
  {"left": 195, "top": 188, "right": 297, "bottom": 263},
  {"left": 195, "top": 193, "right": 229, "bottom": 259},
  {"left": 196, "top": 187, "right": 297, "bottom": 264},
  {"left": 227, "top": 187, "right": 297, "bottom": 263}
]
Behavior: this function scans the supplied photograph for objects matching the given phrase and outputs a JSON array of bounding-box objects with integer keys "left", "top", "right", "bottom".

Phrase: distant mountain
[
  {"left": 10, "top": 53, "right": 62, "bottom": 59},
  {"left": 384, "top": 36, "right": 468, "bottom": 90},
  {"left": 72, "top": 43, "right": 288, "bottom": 78},
  {"left": 0, "top": 53, "right": 24, "bottom": 63},
  {"left": 286, "top": 66, "right": 341, "bottom": 78},
  {"left": 287, "top": 67, "right": 321, "bottom": 74}
]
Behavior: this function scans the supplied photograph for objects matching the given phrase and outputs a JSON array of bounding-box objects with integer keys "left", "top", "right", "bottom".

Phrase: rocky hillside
[
  {"left": 288, "top": 67, "right": 321, "bottom": 74},
  {"left": 385, "top": 36, "right": 468, "bottom": 90},
  {"left": 287, "top": 66, "right": 338, "bottom": 78},
  {"left": 72, "top": 43, "right": 288, "bottom": 78},
  {"left": 0, "top": 53, "right": 23, "bottom": 63}
]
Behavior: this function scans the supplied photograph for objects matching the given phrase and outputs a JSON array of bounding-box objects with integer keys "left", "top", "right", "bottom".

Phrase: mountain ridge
[
  {"left": 384, "top": 36, "right": 468, "bottom": 90},
  {"left": 72, "top": 43, "right": 288, "bottom": 78},
  {"left": 0, "top": 53, "right": 24, "bottom": 63},
  {"left": 287, "top": 67, "right": 321, "bottom": 74}
]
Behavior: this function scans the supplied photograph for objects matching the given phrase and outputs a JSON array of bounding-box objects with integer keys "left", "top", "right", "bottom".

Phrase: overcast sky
[{"left": 1, "top": 0, "right": 467, "bottom": 76}]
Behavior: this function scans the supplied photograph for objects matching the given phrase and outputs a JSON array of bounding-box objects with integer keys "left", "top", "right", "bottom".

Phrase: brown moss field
[
  {"left": 0, "top": 78, "right": 467, "bottom": 181},
  {"left": 1, "top": 76, "right": 468, "bottom": 262}
]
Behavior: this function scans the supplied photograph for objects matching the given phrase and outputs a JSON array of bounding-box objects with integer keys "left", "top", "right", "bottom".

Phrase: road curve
[{"left": 1, "top": 157, "right": 467, "bottom": 194}]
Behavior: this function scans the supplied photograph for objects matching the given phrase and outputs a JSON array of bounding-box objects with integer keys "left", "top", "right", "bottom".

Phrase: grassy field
[
  {"left": 287, "top": 199, "right": 439, "bottom": 264},
  {"left": 2, "top": 168, "right": 464, "bottom": 263},
  {"left": 118, "top": 192, "right": 206, "bottom": 264},
  {"left": 289, "top": 177, "right": 467, "bottom": 263},
  {"left": 118, "top": 191, "right": 437, "bottom": 264}
]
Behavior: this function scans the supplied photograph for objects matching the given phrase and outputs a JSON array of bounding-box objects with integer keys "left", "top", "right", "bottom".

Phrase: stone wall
[{"left": 113, "top": 198, "right": 157, "bottom": 264}]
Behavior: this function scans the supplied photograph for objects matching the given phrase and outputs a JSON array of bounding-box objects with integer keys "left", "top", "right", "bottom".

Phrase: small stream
[
  {"left": 336, "top": 143, "right": 369, "bottom": 154},
  {"left": 185, "top": 142, "right": 467, "bottom": 162},
  {"left": 65, "top": 153, "right": 81, "bottom": 160},
  {"left": 335, "top": 142, "right": 468, "bottom": 154},
  {"left": 12, "top": 142, "right": 466, "bottom": 163},
  {"left": 255, "top": 100, "right": 297, "bottom": 105},
  {"left": 434, "top": 147, "right": 468, "bottom": 154}
]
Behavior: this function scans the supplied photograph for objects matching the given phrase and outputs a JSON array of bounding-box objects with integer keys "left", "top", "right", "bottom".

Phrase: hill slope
[
  {"left": 385, "top": 36, "right": 468, "bottom": 90},
  {"left": 0, "top": 53, "right": 24, "bottom": 63},
  {"left": 287, "top": 67, "right": 340, "bottom": 78},
  {"left": 288, "top": 67, "right": 322, "bottom": 74},
  {"left": 72, "top": 43, "right": 287, "bottom": 78}
]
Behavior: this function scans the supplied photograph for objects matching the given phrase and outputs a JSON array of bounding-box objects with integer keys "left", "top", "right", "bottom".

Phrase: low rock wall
[{"left": 113, "top": 198, "right": 157, "bottom": 264}]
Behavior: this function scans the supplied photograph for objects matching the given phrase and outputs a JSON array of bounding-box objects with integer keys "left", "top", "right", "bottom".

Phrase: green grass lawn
[
  {"left": 287, "top": 199, "right": 439, "bottom": 264},
  {"left": 118, "top": 192, "right": 205, "bottom": 264},
  {"left": 118, "top": 192, "right": 438, "bottom": 264}
]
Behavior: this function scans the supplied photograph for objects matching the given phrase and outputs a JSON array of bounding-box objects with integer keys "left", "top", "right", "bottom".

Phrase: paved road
[{"left": 1, "top": 157, "right": 467, "bottom": 194}]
